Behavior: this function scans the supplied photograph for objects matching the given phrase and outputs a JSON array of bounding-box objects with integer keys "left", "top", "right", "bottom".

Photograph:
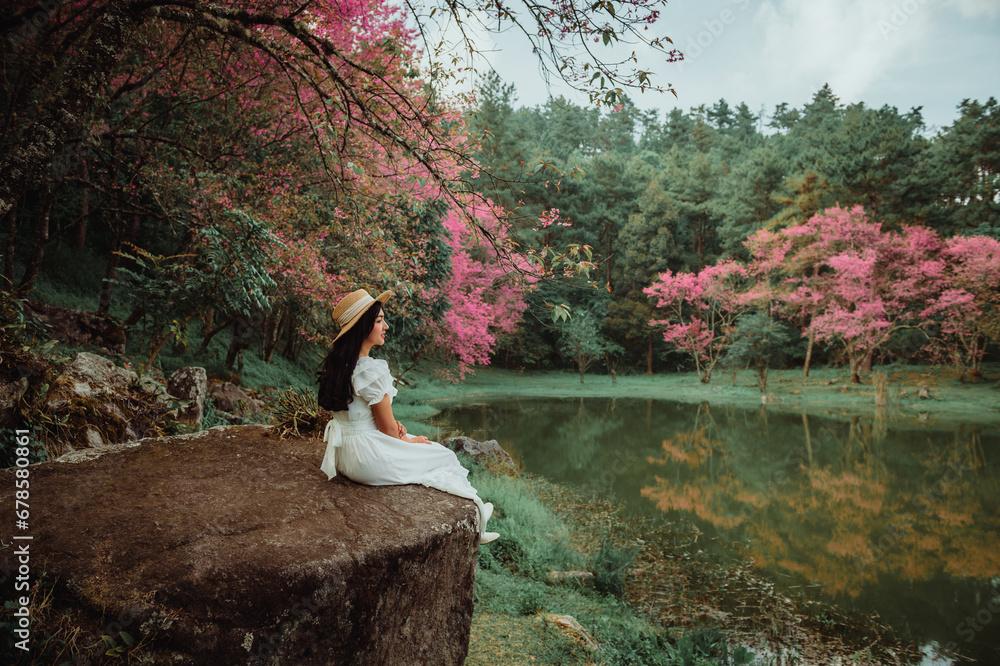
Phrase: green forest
[
  {"left": 5, "top": 73, "right": 998, "bottom": 384},
  {"left": 468, "top": 78, "right": 1000, "bottom": 377}
]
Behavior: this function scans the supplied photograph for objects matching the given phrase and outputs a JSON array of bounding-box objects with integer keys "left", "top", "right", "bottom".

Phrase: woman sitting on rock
[{"left": 316, "top": 289, "right": 499, "bottom": 545}]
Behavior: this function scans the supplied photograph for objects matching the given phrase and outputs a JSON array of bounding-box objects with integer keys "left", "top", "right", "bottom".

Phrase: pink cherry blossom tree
[
  {"left": 749, "top": 206, "right": 954, "bottom": 384},
  {"left": 923, "top": 235, "right": 1000, "bottom": 379},
  {"left": 428, "top": 203, "right": 529, "bottom": 380},
  {"left": 644, "top": 260, "right": 758, "bottom": 383}
]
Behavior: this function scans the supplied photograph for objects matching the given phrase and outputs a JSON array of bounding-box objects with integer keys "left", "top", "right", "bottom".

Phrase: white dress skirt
[{"left": 320, "top": 356, "right": 491, "bottom": 536}]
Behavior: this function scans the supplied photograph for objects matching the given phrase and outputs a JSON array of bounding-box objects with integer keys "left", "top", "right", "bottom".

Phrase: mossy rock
[{"left": 37, "top": 352, "right": 170, "bottom": 455}]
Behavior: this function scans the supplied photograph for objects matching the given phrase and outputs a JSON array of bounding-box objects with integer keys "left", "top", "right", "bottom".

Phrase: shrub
[
  {"left": 591, "top": 538, "right": 639, "bottom": 599},
  {"left": 269, "top": 387, "right": 329, "bottom": 438}
]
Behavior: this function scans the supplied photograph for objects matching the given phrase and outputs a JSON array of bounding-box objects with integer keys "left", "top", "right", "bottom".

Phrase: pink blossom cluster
[
  {"left": 538, "top": 208, "right": 571, "bottom": 228},
  {"left": 430, "top": 203, "right": 528, "bottom": 380},
  {"left": 755, "top": 206, "right": 998, "bottom": 377},
  {"left": 644, "top": 260, "right": 753, "bottom": 381},
  {"left": 647, "top": 205, "right": 1000, "bottom": 381}
]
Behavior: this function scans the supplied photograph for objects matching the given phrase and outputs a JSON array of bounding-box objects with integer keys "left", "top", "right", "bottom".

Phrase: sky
[{"left": 435, "top": 0, "right": 1000, "bottom": 134}]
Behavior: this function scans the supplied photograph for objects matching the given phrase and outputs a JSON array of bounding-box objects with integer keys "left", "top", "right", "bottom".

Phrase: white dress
[{"left": 320, "top": 356, "right": 491, "bottom": 535}]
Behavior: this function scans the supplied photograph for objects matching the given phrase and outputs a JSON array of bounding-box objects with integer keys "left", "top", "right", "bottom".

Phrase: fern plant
[{"left": 270, "top": 387, "right": 329, "bottom": 438}]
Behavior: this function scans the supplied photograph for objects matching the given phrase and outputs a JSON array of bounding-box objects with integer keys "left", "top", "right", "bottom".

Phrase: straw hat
[{"left": 331, "top": 289, "right": 393, "bottom": 343}]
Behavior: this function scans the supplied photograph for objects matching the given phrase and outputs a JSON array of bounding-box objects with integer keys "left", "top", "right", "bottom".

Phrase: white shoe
[
  {"left": 479, "top": 532, "right": 500, "bottom": 545},
  {"left": 482, "top": 502, "right": 494, "bottom": 526}
]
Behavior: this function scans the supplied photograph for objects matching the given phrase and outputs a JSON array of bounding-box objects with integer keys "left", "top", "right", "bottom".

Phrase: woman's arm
[{"left": 371, "top": 395, "right": 430, "bottom": 443}]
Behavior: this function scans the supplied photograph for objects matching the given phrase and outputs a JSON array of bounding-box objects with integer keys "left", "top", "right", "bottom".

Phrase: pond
[{"left": 431, "top": 397, "right": 1000, "bottom": 664}]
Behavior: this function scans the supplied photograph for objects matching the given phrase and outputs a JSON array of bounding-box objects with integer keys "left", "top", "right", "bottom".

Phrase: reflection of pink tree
[
  {"left": 644, "top": 260, "right": 756, "bottom": 383},
  {"left": 923, "top": 235, "right": 1000, "bottom": 379},
  {"left": 430, "top": 204, "right": 528, "bottom": 380}
]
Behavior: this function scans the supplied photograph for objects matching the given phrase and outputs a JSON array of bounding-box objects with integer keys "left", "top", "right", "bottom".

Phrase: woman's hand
[{"left": 396, "top": 420, "right": 430, "bottom": 444}]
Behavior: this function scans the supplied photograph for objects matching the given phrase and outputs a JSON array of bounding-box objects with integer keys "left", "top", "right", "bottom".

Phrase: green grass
[
  {"left": 466, "top": 463, "right": 581, "bottom": 579},
  {"left": 27, "top": 243, "right": 113, "bottom": 314},
  {"left": 463, "top": 458, "right": 759, "bottom": 665},
  {"left": 412, "top": 363, "right": 1000, "bottom": 429}
]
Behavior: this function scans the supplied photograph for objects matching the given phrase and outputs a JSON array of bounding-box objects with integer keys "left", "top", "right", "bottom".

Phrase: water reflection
[{"left": 433, "top": 398, "right": 1000, "bottom": 663}]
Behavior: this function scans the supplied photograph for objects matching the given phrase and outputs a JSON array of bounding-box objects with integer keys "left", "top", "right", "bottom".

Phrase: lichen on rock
[
  {"left": 167, "top": 366, "right": 208, "bottom": 426},
  {"left": 29, "top": 352, "right": 170, "bottom": 455}
]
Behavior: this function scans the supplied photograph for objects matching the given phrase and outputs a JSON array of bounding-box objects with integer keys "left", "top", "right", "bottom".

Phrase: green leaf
[
  {"left": 551, "top": 303, "right": 572, "bottom": 323},
  {"left": 120, "top": 631, "right": 135, "bottom": 646}
]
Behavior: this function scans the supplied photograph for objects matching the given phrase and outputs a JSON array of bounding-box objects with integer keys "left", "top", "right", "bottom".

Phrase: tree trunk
[
  {"left": 75, "top": 161, "right": 90, "bottom": 251},
  {"left": 604, "top": 219, "right": 613, "bottom": 285},
  {"left": 394, "top": 350, "right": 424, "bottom": 384},
  {"left": 123, "top": 305, "right": 145, "bottom": 328},
  {"left": 96, "top": 239, "right": 121, "bottom": 314},
  {"left": 142, "top": 332, "right": 170, "bottom": 374},
  {"left": 802, "top": 326, "right": 815, "bottom": 378},
  {"left": 226, "top": 315, "right": 251, "bottom": 372},
  {"left": 971, "top": 335, "right": 985, "bottom": 373},
  {"left": 646, "top": 333, "right": 653, "bottom": 375},
  {"left": 198, "top": 315, "right": 235, "bottom": 353},
  {"left": 16, "top": 186, "right": 55, "bottom": 294},
  {"left": 2, "top": 207, "right": 16, "bottom": 290},
  {"left": 848, "top": 346, "right": 861, "bottom": 384},
  {"left": 0, "top": 0, "right": 145, "bottom": 220},
  {"left": 861, "top": 348, "right": 874, "bottom": 374},
  {"left": 97, "top": 216, "right": 132, "bottom": 314},
  {"left": 282, "top": 312, "right": 298, "bottom": 359},
  {"left": 201, "top": 309, "right": 215, "bottom": 342},
  {"left": 758, "top": 367, "right": 768, "bottom": 394},
  {"left": 262, "top": 307, "right": 286, "bottom": 362}
]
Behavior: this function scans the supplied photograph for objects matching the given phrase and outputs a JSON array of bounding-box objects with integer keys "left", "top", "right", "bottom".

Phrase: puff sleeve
[{"left": 353, "top": 358, "right": 398, "bottom": 406}]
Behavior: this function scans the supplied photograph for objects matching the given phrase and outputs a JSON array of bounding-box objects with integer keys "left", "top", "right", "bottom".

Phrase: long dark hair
[{"left": 316, "top": 302, "right": 382, "bottom": 411}]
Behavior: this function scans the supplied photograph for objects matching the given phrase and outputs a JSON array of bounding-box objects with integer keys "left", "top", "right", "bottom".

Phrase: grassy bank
[
  {"left": 394, "top": 363, "right": 1000, "bottom": 432},
  {"left": 461, "top": 456, "right": 920, "bottom": 665}
]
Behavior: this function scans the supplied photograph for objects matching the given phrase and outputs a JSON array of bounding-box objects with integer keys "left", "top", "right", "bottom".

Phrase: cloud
[
  {"left": 947, "top": 0, "right": 1000, "bottom": 18},
  {"left": 753, "top": 0, "right": 935, "bottom": 103}
]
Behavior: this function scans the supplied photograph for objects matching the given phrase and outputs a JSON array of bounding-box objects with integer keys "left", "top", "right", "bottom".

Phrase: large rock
[
  {"left": 168, "top": 366, "right": 208, "bottom": 425},
  {"left": 40, "top": 352, "right": 169, "bottom": 453},
  {"left": 0, "top": 425, "right": 478, "bottom": 665},
  {"left": 442, "top": 435, "right": 518, "bottom": 473},
  {"left": 209, "top": 379, "right": 263, "bottom": 420}
]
